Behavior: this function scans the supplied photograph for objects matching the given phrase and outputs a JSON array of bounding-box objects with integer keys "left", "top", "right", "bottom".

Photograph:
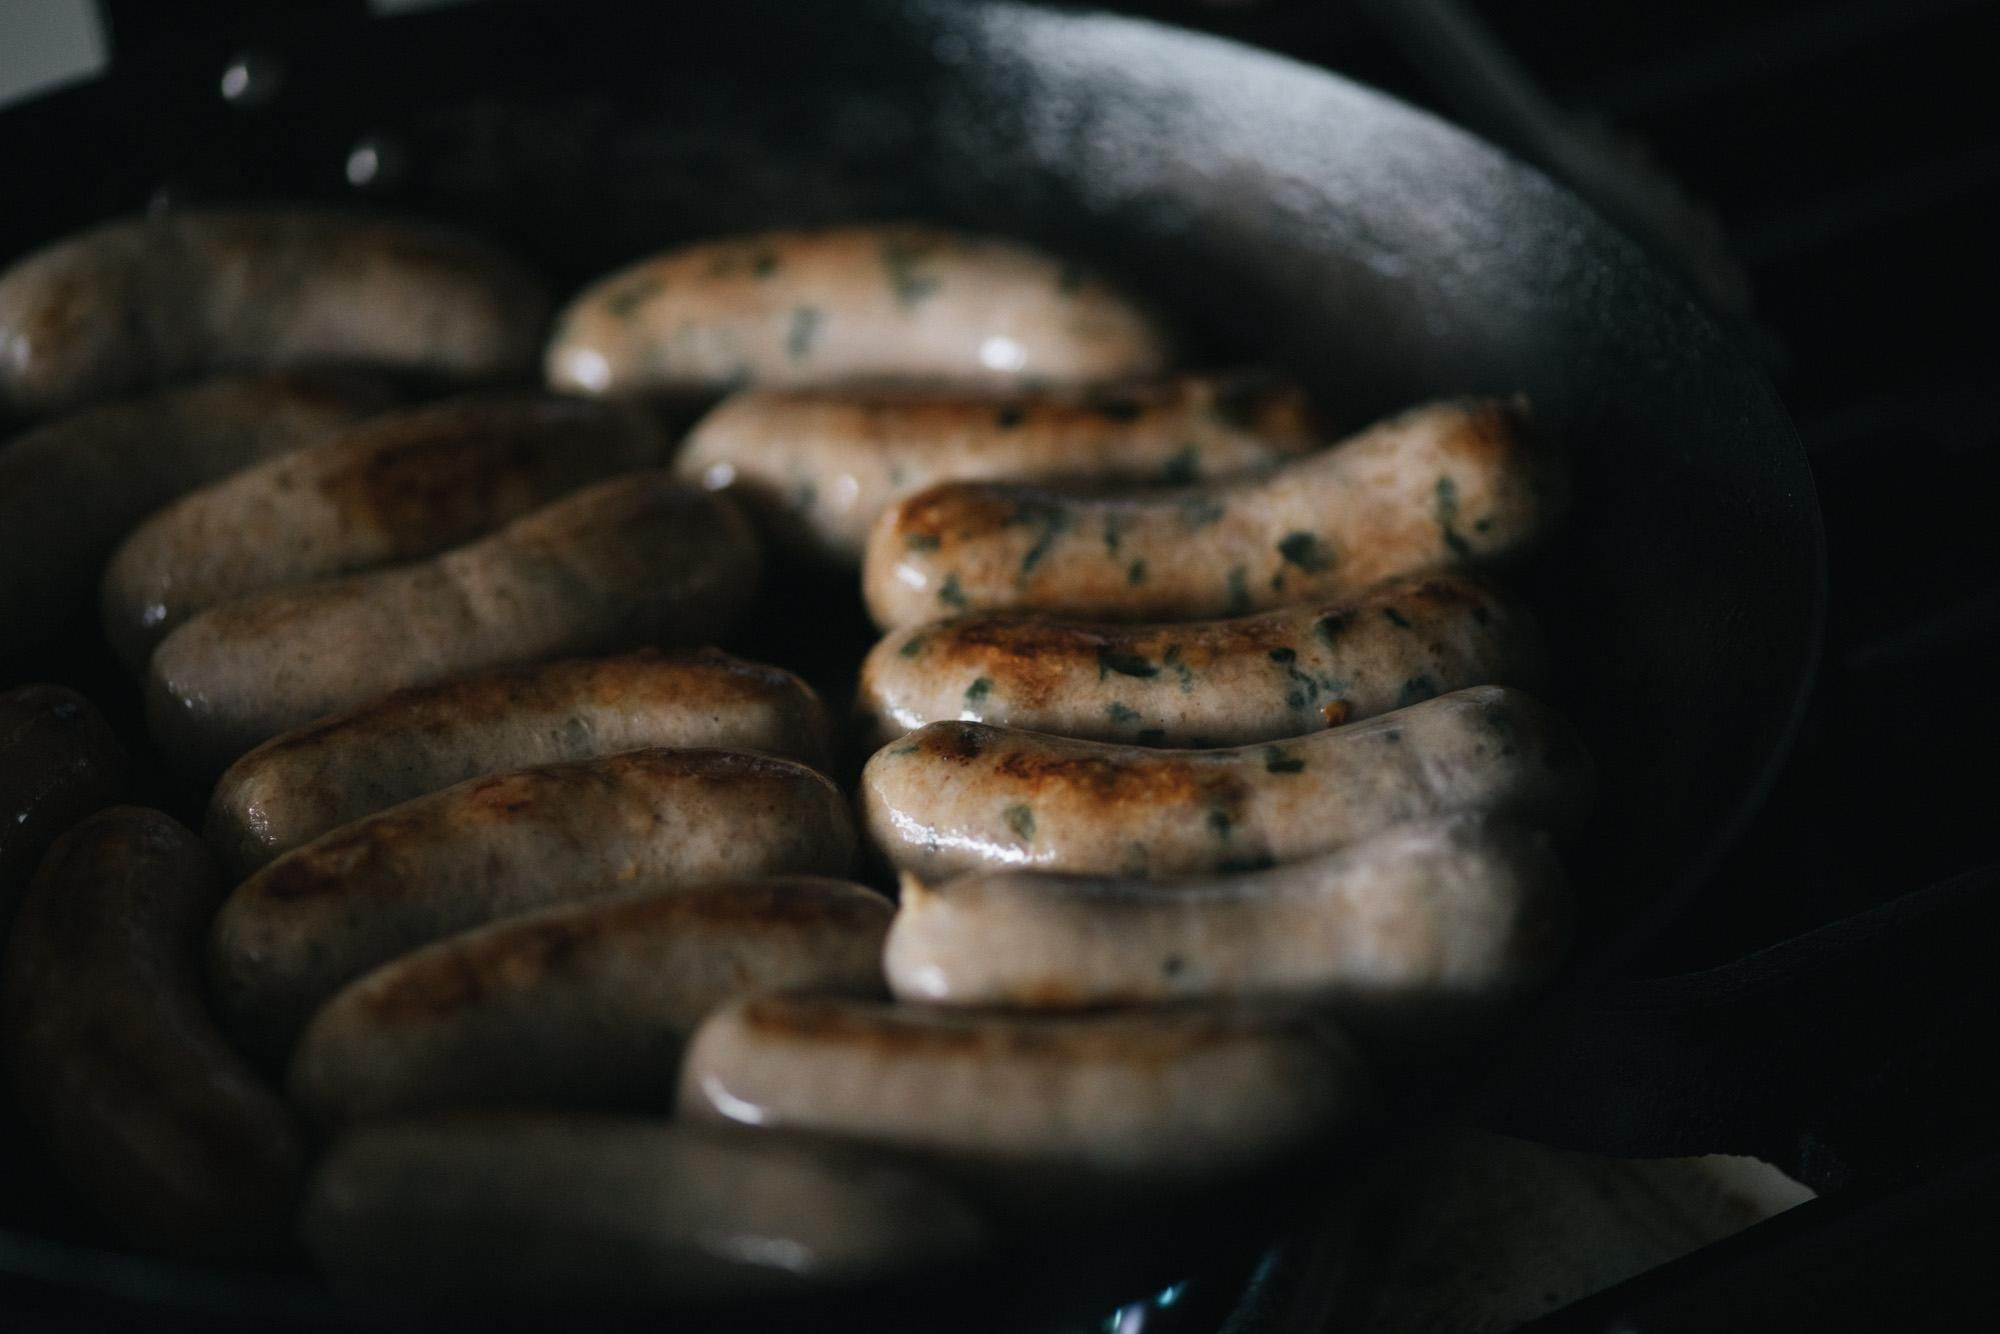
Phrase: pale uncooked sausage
[{"left": 546, "top": 224, "right": 1172, "bottom": 396}]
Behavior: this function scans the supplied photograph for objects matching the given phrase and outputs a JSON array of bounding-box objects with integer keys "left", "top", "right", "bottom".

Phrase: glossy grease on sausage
[
  {"left": 147, "top": 472, "right": 761, "bottom": 777},
  {"left": 677, "top": 371, "right": 1318, "bottom": 564},
  {"left": 0, "top": 808, "right": 304, "bottom": 1260},
  {"left": 862, "top": 398, "right": 1562, "bottom": 629},
  {"left": 679, "top": 994, "right": 1370, "bottom": 1186},
  {"left": 546, "top": 224, "right": 1172, "bottom": 396},
  {"left": 205, "top": 648, "right": 831, "bottom": 878},
  {"left": 859, "top": 572, "right": 1541, "bottom": 749},
  {"left": 211, "top": 748, "right": 857, "bottom": 1058},
  {"left": 102, "top": 393, "right": 665, "bottom": 671},
  {"left": 860, "top": 685, "right": 1591, "bottom": 879},
  {"left": 885, "top": 813, "right": 1570, "bottom": 1047},
  {"left": 0, "top": 373, "right": 397, "bottom": 670},
  {"left": 290, "top": 878, "right": 890, "bottom": 1132}
]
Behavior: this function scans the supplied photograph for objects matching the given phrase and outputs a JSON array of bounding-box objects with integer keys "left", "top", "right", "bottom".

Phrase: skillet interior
[{"left": 0, "top": 1, "right": 1824, "bottom": 1327}]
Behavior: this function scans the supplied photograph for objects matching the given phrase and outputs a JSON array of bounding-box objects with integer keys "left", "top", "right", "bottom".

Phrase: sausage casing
[
  {"left": 546, "top": 224, "right": 1172, "bottom": 396},
  {"left": 884, "top": 813, "right": 1570, "bottom": 1047},
  {"left": 0, "top": 685, "right": 124, "bottom": 939},
  {"left": 676, "top": 371, "right": 1319, "bottom": 564},
  {"left": 205, "top": 648, "right": 831, "bottom": 878},
  {"left": 860, "top": 685, "right": 1591, "bottom": 879},
  {"left": 679, "top": 994, "right": 1370, "bottom": 1187},
  {"left": 301, "top": 1117, "right": 985, "bottom": 1297},
  {"left": 858, "top": 571, "right": 1541, "bottom": 750},
  {"left": 0, "top": 209, "right": 550, "bottom": 415},
  {"left": 147, "top": 472, "right": 761, "bottom": 777},
  {"left": 210, "top": 748, "right": 857, "bottom": 1058},
  {"left": 290, "top": 878, "right": 891, "bottom": 1133},
  {"left": 0, "top": 808, "right": 304, "bottom": 1260},
  {"left": 862, "top": 398, "right": 1563, "bottom": 629},
  {"left": 0, "top": 373, "right": 397, "bottom": 670},
  {"left": 101, "top": 393, "right": 665, "bottom": 672}
]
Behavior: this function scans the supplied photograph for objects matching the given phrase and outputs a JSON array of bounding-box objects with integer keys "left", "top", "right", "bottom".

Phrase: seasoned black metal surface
[{"left": 0, "top": 1, "right": 1823, "bottom": 1327}]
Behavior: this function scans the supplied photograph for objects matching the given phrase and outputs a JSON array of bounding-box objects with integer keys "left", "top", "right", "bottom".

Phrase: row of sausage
[{"left": 0, "top": 207, "right": 1588, "bottom": 1301}]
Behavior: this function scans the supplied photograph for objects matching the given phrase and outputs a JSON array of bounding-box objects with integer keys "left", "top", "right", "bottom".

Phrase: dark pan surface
[{"left": 0, "top": 1, "right": 1823, "bottom": 1327}]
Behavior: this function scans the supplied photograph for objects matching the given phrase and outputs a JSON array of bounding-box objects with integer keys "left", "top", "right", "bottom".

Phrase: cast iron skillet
[{"left": 0, "top": 1, "right": 1824, "bottom": 1328}]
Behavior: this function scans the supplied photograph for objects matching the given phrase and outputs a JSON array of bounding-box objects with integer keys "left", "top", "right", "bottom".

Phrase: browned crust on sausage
[
  {"left": 213, "top": 745, "right": 857, "bottom": 1061},
  {"left": 0, "top": 373, "right": 399, "bottom": 668},
  {"left": 252, "top": 748, "right": 840, "bottom": 907},
  {"left": 100, "top": 394, "right": 669, "bottom": 673},
  {"left": 241, "top": 648, "right": 815, "bottom": 757},
  {"left": 351, "top": 879, "right": 886, "bottom": 1025},
  {"left": 145, "top": 473, "right": 762, "bottom": 775},
  {"left": 896, "top": 573, "right": 1499, "bottom": 714},
  {"left": 308, "top": 396, "right": 657, "bottom": 545},
  {"left": 864, "top": 396, "right": 1564, "bottom": 627}
]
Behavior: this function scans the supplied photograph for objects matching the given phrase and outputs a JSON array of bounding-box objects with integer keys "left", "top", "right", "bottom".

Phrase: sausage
[
  {"left": 675, "top": 371, "right": 1319, "bottom": 565},
  {"left": 0, "top": 685, "right": 125, "bottom": 942},
  {"left": 860, "top": 685, "right": 1591, "bottom": 880},
  {"left": 290, "top": 878, "right": 891, "bottom": 1133},
  {"left": 210, "top": 748, "right": 857, "bottom": 1059},
  {"left": 0, "top": 373, "right": 398, "bottom": 671},
  {"left": 678, "top": 994, "right": 1370, "bottom": 1188},
  {"left": 861, "top": 397, "right": 1563, "bottom": 629},
  {"left": 545, "top": 224, "right": 1173, "bottom": 397},
  {"left": 883, "top": 813, "right": 1570, "bottom": 1048},
  {"left": 858, "top": 571, "right": 1541, "bottom": 750},
  {"left": 205, "top": 649, "right": 832, "bottom": 879},
  {"left": 101, "top": 393, "right": 665, "bottom": 673},
  {"left": 0, "top": 807, "right": 305, "bottom": 1261},
  {"left": 301, "top": 1117, "right": 985, "bottom": 1297},
  {"left": 147, "top": 472, "right": 761, "bottom": 778},
  {"left": 0, "top": 209, "right": 550, "bottom": 415}
]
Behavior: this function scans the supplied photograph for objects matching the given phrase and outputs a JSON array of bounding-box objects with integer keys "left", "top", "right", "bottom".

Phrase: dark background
[
  {"left": 2, "top": 2, "right": 1995, "bottom": 1328},
  {"left": 1112, "top": 0, "right": 2000, "bottom": 974}
]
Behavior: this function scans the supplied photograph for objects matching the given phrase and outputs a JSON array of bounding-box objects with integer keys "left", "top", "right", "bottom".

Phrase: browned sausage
[
  {"left": 0, "top": 373, "right": 398, "bottom": 672},
  {"left": 146, "top": 472, "right": 762, "bottom": 778},
  {"left": 856, "top": 571, "right": 1542, "bottom": 750},
  {"left": 101, "top": 393, "right": 665, "bottom": 673},
  {"left": 675, "top": 371, "right": 1320, "bottom": 565},
  {"left": 210, "top": 748, "right": 858, "bottom": 1060},
  {"left": 0, "top": 807, "right": 305, "bottom": 1261},
  {"left": 204, "top": 649, "right": 832, "bottom": 879},
  {"left": 289, "top": 877, "right": 892, "bottom": 1133},
  {"left": 861, "top": 398, "right": 1564, "bottom": 629},
  {"left": 860, "top": 685, "right": 1592, "bottom": 880}
]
